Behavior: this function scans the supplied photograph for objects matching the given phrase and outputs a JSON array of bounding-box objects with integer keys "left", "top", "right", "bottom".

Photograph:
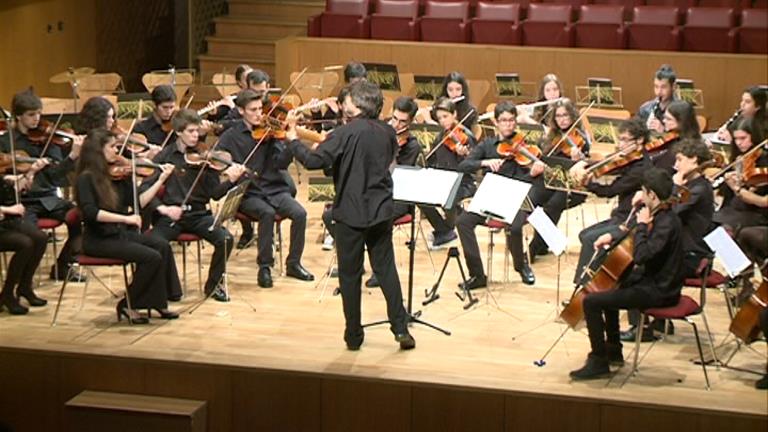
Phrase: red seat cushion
[
  {"left": 177, "top": 232, "right": 202, "bottom": 242},
  {"left": 77, "top": 255, "right": 127, "bottom": 266},
  {"left": 393, "top": 214, "right": 413, "bottom": 225},
  {"left": 485, "top": 219, "right": 505, "bottom": 229},
  {"left": 684, "top": 269, "right": 728, "bottom": 288},
  {"left": 37, "top": 218, "right": 63, "bottom": 230},
  {"left": 65, "top": 208, "right": 82, "bottom": 226},
  {"left": 236, "top": 212, "right": 284, "bottom": 223},
  {"left": 644, "top": 295, "right": 700, "bottom": 319}
]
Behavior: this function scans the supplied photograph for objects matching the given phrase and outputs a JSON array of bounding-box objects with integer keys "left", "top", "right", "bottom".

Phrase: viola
[
  {"left": 0, "top": 150, "right": 47, "bottom": 173},
  {"left": 184, "top": 149, "right": 234, "bottom": 172},
  {"left": 26, "top": 119, "right": 77, "bottom": 147},
  {"left": 108, "top": 155, "right": 161, "bottom": 180},
  {"left": 582, "top": 144, "right": 644, "bottom": 179},
  {"left": 730, "top": 276, "right": 768, "bottom": 344},
  {"left": 496, "top": 133, "right": 543, "bottom": 167}
]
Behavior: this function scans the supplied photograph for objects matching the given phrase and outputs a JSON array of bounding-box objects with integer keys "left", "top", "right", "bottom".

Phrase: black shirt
[
  {"left": 290, "top": 117, "right": 397, "bottom": 228},
  {"left": 628, "top": 206, "right": 684, "bottom": 302},
  {"left": 134, "top": 115, "right": 175, "bottom": 146},
  {"left": 76, "top": 172, "right": 135, "bottom": 239},
  {"left": 426, "top": 125, "right": 477, "bottom": 198},
  {"left": 397, "top": 135, "right": 422, "bottom": 167},
  {"left": 0, "top": 129, "right": 76, "bottom": 206},
  {"left": 586, "top": 155, "right": 651, "bottom": 224},
  {"left": 673, "top": 175, "right": 714, "bottom": 256},
  {"left": 218, "top": 120, "right": 294, "bottom": 198},
  {"left": 458, "top": 134, "right": 531, "bottom": 182},
  {"left": 215, "top": 108, "right": 243, "bottom": 135}
]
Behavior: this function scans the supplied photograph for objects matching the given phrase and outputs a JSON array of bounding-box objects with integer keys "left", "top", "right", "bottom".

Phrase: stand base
[
  {"left": 424, "top": 247, "right": 476, "bottom": 309},
  {"left": 363, "top": 311, "right": 452, "bottom": 336}
]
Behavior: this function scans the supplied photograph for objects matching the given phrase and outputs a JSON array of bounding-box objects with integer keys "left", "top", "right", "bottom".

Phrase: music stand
[
  {"left": 676, "top": 79, "right": 704, "bottom": 109},
  {"left": 363, "top": 166, "right": 463, "bottom": 336},
  {"left": 187, "top": 183, "right": 247, "bottom": 313},
  {"left": 575, "top": 77, "right": 624, "bottom": 108}
]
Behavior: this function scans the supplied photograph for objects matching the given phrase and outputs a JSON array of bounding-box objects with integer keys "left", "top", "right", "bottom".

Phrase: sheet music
[
  {"left": 704, "top": 227, "right": 751, "bottom": 277},
  {"left": 527, "top": 207, "right": 568, "bottom": 256},
  {"left": 392, "top": 166, "right": 463, "bottom": 207},
  {"left": 467, "top": 173, "right": 532, "bottom": 224}
]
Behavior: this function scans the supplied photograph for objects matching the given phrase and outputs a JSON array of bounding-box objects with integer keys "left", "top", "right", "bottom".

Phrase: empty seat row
[
  {"left": 307, "top": 1, "right": 767, "bottom": 53},
  {"left": 364, "top": 0, "right": 766, "bottom": 7}
]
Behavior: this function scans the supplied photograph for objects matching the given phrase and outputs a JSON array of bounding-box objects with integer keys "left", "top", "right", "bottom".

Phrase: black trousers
[
  {"left": 83, "top": 230, "right": 173, "bottom": 310},
  {"left": 583, "top": 284, "right": 673, "bottom": 357},
  {"left": 456, "top": 209, "right": 528, "bottom": 278},
  {"left": 239, "top": 192, "right": 306, "bottom": 268},
  {"left": 574, "top": 220, "right": 625, "bottom": 284},
  {"left": 324, "top": 203, "right": 411, "bottom": 240},
  {"left": 150, "top": 211, "right": 232, "bottom": 295},
  {"left": 0, "top": 219, "right": 47, "bottom": 297},
  {"left": 419, "top": 205, "right": 457, "bottom": 236},
  {"left": 528, "top": 182, "right": 587, "bottom": 254},
  {"left": 335, "top": 220, "right": 408, "bottom": 344},
  {"left": 24, "top": 199, "right": 79, "bottom": 276}
]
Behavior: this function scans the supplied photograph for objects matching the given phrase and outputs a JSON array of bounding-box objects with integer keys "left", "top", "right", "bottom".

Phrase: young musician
[
  {"left": 0, "top": 89, "right": 85, "bottom": 284},
  {"left": 456, "top": 101, "right": 539, "bottom": 288},
  {"left": 638, "top": 64, "right": 679, "bottom": 135},
  {"left": 219, "top": 89, "right": 314, "bottom": 288},
  {"left": 717, "top": 86, "right": 768, "bottom": 143},
  {"left": 570, "top": 168, "right": 683, "bottom": 380},
  {"left": 0, "top": 165, "right": 49, "bottom": 314},
  {"left": 286, "top": 80, "right": 415, "bottom": 351},
  {"left": 419, "top": 72, "right": 478, "bottom": 129},
  {"left": 75, "top": 129, "right": 179, "bottom": 323},
  {"left": 217, "top": 69, "right": 270, "bottom": 134},
  {"left": 528, "top": 98, "right": 589, "bottom": 260},
  {"left": 135, "top": 85, "right": 177, "bottom": 146},
  {"left": 143, "top": 109, "right": 247, "bottom": 301},
  {"left": 204, "top": 64, "right": 252, "bottom": 123},
  {"left": 420, "top": 97, "right": 477, "bottom": 249},
  {"left": 77, "top": 96, "right": 117, "bottom": 133},
  {"left": 648, "top": 100, "right": 701, "bottom": 175},
  {"left": 517, "top": 73, "right": 564, "bottom": 127},
  {"left": 310, "top": 61, "right": 367, "bottom": 132}
]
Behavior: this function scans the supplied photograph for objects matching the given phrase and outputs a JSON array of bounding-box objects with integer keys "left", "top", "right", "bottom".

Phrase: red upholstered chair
[
  {"left": 484, "top": 219, "right": 509, "bottom": 283},
  {"left": 36, "top": 217, "right": 64, "bottom": 281},
  {"left": 625, "top": 6, "right": 681, "bottom": 51},
  {"left": 573, "top": 5, "right": 626, "bottom": 49},
  {"left": 470, "top": 1, "right": 522, "bottom": 45},
  {"left": 370, "top": 0, "right": 420, "bottom": 40},
  {"left": 307, "top": 0, "right": 371, "bottom": 39},
  {"left": 748, "top": 0, "right": 767, "bottom": 8},
  {"left": 696, "top": 0, "right": 741, "bottom": 7},
  {"left": 419, "top": 1, "right": 471, "bottom": 43},
  {"left": 681, "top": 7, "right": 737, "bottom": 52},
  {"left": 520, "top": 3, "right": 574, "bottom": 47},
  {"left": 735, "top": 8, "right": 768, "bottom": 53}
]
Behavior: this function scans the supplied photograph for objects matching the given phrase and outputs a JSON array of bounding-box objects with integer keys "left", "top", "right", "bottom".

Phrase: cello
[{"left": 729, "top": 271, "right": 768, "bottom": 344}]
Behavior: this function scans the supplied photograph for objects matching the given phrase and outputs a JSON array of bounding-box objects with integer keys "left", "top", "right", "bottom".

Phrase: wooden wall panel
[
  {"left": 321, "top": 378, "right": 412, "bottom": 432},
  {"left": 0, "top": 351, "right": 60, "bottom": 432},
  {"left": 504, "top": 394, "right": 601, "bottom": 432},
  {"left": 411, "top": 386, "right": 506, "bottom": 432}
]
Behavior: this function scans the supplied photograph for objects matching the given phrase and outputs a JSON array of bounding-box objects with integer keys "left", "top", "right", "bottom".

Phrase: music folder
[{"left": 392, "top": 166, "right": 463, "bottom": 209}]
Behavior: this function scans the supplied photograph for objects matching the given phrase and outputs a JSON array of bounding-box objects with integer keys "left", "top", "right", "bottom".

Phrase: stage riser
[
  {"left": 214, "top": 19, "right": 306, "bottom": 39},
  {"left": 0, "top": 349, "right": 763, "bottom": 432},
  {"left": 206, "top": 38, "right": 276, "bottom": 58},
  {"left": 228, "top": 1, "right": 324, "bottom": 20}
]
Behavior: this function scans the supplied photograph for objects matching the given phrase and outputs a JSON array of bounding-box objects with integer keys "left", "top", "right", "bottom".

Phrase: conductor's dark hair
[
  {"left": 393, "top": 96, "right": 418, "bottom": 119},
  {"left": 348, "top": 80, "right": 382, "bottom": 119},
  {"left": 642, "top": 168, "right": 674, "bottom": 201}
]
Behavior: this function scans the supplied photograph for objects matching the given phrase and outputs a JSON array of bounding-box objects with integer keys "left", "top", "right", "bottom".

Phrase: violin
[
  {"left": 108, "top": 155, "right": 162, "bottom": 180},
  {"left": 550, "top": 129, "right": 588, "bottom": 159},
  {"left": 395, "top": 127, "right": 410, "bottom": 147},
  {"left": 581, "top": 143, "right": 644, "bottom": 179},
  {"left": 26, "top": 119, "right": 77, "bottom": 147},
  {"left": 645, "top": 130, "right": 679, "bottom": 154},
  {"left": 730, "top": 275, "right": 768, "bottom": 344},
  {"left": 442, "top": 127, "right": 470, "bottom": 153},
  {"left": 496, "top": 132, "right": 543, "bottom": 166},
  {"left": 0, "top": 151, "right": 47, "bottom": 173},
  {"left": 184, "top": 149, "right": 235, "bottom": 172},
  {"left": 709, "top": 139, "right": 767, "bottom": 187}
]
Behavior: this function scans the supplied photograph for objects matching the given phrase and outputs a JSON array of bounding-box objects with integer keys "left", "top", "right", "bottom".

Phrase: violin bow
[
  {"left": 174, "top": 138, "right": 225, "bottom": 223},
  {"left": 424, "top": 108, "right": 475, "bottom": 161},
  {"left": 158, "top": 93, "right": 196, "bottom": 150},
  {"left": 545, "top": 101, "right": 595, "bottom": 158},
  {"left": 118, "top": 119, "right": 138, "bottom": 157},
  {"left": 7, "top": 116, "right": 21, "bottom": 204},
  {"left": 39, "top": 112, "right": 65, "bottom": 159}
]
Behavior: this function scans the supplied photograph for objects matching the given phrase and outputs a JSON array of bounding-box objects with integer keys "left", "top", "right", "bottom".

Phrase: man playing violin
[
  {"left": 455, "top": 101, "right": 540, "bottom": 288},
  {"left": 135, "top": 85, "right": 178, "bottom": 146},
  {"left": 142, "top": 109, "right": 246, "bottom": 302},
  {"left": 0, "top": 89, "right": 85, "bottom": 286},
  {"left": 216, "top": 69, "right": 271, "bottom": 134},
  {"left": 220, "top": 89, "right": 314, "bottom": 288},
  {"left": 570, "top": 168, "right": 683, "bottom": 380}
]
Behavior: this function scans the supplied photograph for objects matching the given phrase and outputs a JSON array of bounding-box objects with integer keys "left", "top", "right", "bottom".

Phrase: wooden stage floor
[{"left": 0, "top": 178, "right": 766, "bottom": 430}]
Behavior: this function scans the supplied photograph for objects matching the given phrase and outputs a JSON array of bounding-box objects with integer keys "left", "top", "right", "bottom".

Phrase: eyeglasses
[{"left": 496, "top": 118, "right": 515, "bottom": 124}]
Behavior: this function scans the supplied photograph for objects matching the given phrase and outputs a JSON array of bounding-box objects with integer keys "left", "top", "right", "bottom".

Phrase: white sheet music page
[
  {"left": 704, "top": 226, "right": 751, "bottom": 277},
  {"left": 392, "top": 167, "right": 462, "bottom": 207},
  {"left": 467, "top": 173, "right": 531, "bottom": 224},
  {"left": 527, "top": 206, "right": 568, "bottom": 256}
]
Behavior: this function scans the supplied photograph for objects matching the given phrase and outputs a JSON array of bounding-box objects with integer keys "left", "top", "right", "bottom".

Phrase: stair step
[
  {"left": 198, "top": 54, "right": 275, "bottom": 81},
  {"left": 214, "top": 17, "right": 306, "bottom": 39},
  {"left": 228, "top": 0, "right": 324, "bottom": 19},
  {"left": 206, "top": 37, "right": 275, "bottom": 58}
]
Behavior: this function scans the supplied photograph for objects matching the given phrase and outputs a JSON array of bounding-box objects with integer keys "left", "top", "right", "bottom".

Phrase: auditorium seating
[
  {"left": 469, "top": 1, "right": 521, "bottom": 45},
  {"left": 420, "top": 1, "right": 471, "bottom": 43},
  {"left": 520, "top": 3, "right": 573, "bottom": 47},
  {"left": 625, "top": 6, "right": 681, "bottom": 51},
  {"left": 307, "top": 0, "right": 371, "bottom": 39},
  {"left": 370, "top": 0, "right": 420, "bottom": 41},
  {"left": 681, "top": 7, "right": 737, "bottom": 52},
  {"left": 573, "top": 4, "right": 626, "bottom": 49},
  {"left": 735, "top": 8, "right": 768, "bottom": 53}
]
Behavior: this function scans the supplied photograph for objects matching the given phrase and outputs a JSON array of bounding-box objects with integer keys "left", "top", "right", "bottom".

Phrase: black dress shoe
[
  {"left": 286, "top": 263, "right": 315, "bottom": 281},
  {"left": 18, "top": 291, "right": 47, "bottom": 307},
  {"left": 115, "top": 299, "right": 149, "bottom": 324},
  {"left": 365, "top": 274, "right": 380, "bottom": 288},
  {"left": 236, "top": 233, "right": 253, "bottom": 249},
  {"left": 570, "top": 354, "right": 610, "bottom": 380},
  {"left": 345, "top": 329, "right": 364, "bottom": 350},
  {"left": 0, "top": 295, "right": 29, "bottom": 315},
  {"left": 148, "top": 308, "right": 179, "bottom": 319},
  {"left": 395, "top": 332, "right": 416, "bottom": 350},
  {"left": 620, "top": 325, "right": 658, "bottom": 342},
  {"left": 518, "top": 264, "right": 535, "bottom": 285},
  {"left": 651, "top": 319, "right": 674, "bottom": 335},
  {"left": 756, "top": 374, "right": 768, "bottom": 390},
  {"left": 168, "top": 294, "right": 182, "bottom": 302},
  {"left": 458, "top": 275, "right": 487, "bottom": 291},
  {"left": 606, "top": 343, "right": 625, "bottom": 366},
  {"left": 258, "top": 267, "right": 273, "bottom": 288}
]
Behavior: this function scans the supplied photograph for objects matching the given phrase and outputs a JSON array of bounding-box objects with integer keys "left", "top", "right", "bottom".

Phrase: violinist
[
  {"left": 528, "top": 99, "right": 590, "bottom": 261},
  {"left": 75, "top": 129, "right": 179, "bottom": 324},
  {"left": 456, "top": 101, "right": 539, "bottom": 288},
  {"left": 0, "top": 162, "right": 50, "bottom": 314},
  {"left": 418, "top": 72, "right": 478, "bottom": 130},
  {"left": 517, "top": 73, "right": 564, "bottom": 127},
  {"left": 637, "top": 64, "right": 679, "bottom": 135},
  {"left": 716, "top": 86, "right": 767, "bottom": 143},
  {"left": 203, "top": 64, "right": 252, "bottom": 123},
  {"left": 285, "top": 80, "right": 415, "bottom": 351},
  {"left": 419, "top": 97, "right": 476, "bottom": 249},
  {"left": 0, "top": 89, "right": 85, "bottom": 284},
  {"left": 135, "top": 85, "right": 177, "bottom": 146},
  {"left": 309, "top": 62, "right": 367, "bottom": 132},
  {"left": 570, "top": 168, "right": 683, "bottom": 380},
  {"left": 219, "top": 89, "right": 314, "bottom": 288},
  {"left": 143, "top": 109, "right": 246, "bottom": 302},
  {"left": 77, "top": 96, "right": 117, "bottom": 133},
  {"left": 216, "top": 69, "right": 271, "bottom": 134}
]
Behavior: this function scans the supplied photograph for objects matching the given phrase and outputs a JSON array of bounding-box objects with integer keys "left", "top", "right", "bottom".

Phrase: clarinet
[
  {"left": 717, "top": 108, "right": 742, "bottom": 133},
  {"left": 646, "top": 98, "right": 662, "bottom": 129}
]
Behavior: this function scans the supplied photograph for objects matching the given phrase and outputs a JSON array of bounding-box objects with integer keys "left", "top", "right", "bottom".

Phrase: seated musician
[
  {"left": 142, "top": 109, "right": 246, "bottom": 302},
  {"left": 456, "top": 101, "right": 540, "bottom": 288},
  {"left": 203, "top": 64, "right": 252, "bottom": 123},
  {"left": 651, "top": 100, "right": 701, "bottom": 173},
  {"left": 638, "top": 64, "right": 679, "bottom": 135},
  {"left": 528, "top": 98, "right": 589, "bottom": 261},
  {"left": 570, "top": 168, "right": 683, "bottom": 380},
  {"left": 321, "top": 96, "right": 422, "bottom": 288},
  {"left": 417, "top": 71, "right": 478, "bottom": 130},
  {"left": 309, "top": 62, "right": 367, "bottom": 132},
  {"left": 75, "top": 129, "right": 179, "bottom": 324},
  {"left": 135, "top": 85, "right": 177, "bottom": 147},
  {"left": 0, "top": 163, "right": 49, "bottom": 314},
  {"left": 716, "top": 86, "right": 767, "bottom": 143},
  {"left": 217, "top": 69, "right": 271, "bottom": 134},
  {"left": 517, "top": 73, "right": 564, "bottom": 127},
  {"left": 0, "top": 89, "right": 85, "bottom": 285},
  {"left": 419, "top": 97, "right": 477, "bottom": 249},
  {"left": 219, "top": 89, "right": 314, "bottom": 288}
]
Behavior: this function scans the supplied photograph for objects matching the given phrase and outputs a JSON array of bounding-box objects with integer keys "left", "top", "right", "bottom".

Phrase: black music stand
[{"left": 363, "top": 166, "right": 463, "bottom": 336}]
